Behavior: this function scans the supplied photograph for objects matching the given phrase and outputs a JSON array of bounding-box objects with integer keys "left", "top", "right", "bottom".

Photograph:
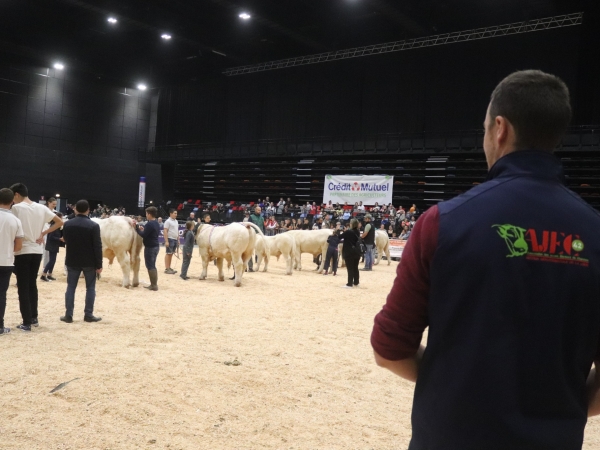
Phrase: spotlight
[
  {"left": 53, "top": 63, "right": 64, "bottom": 70},
  {"left": 137, "top": 84, "right": 147, "bottom": 91},
  {"left": 56, "top": 194, "right": 61, "bottom": 198},
  {"left": 107, "top": 17, "right": 117, "bottom": 24},
  {"left": 239, "top": 12, "right": 251, "bottom": 20},
  {"left": 161, "top": 34, "right": 172, "bottom": 40}
]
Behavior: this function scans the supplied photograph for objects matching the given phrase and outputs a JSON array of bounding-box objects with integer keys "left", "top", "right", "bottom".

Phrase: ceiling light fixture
[
  {"left": 239, "top": 12, "right": 251, "bottom": 20},
  {"left": 107, "top": 17, "right": 117, "bottom": 24},
  {"left": 137, "top": 84, "right": 147, "bottom": 91},
  {"left": 53, "top": 63, "right": 64, "bottom": 70},
  {"left": 161, "top": 34, "right": 172, "bottom": 40}
]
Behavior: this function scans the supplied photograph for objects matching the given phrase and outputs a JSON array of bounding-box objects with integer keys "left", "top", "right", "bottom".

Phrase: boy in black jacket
[
  {"left": 40, "top": 212, "right": 63, "bottom": 282},
  {"left": 322, "top": 229, "right": 341, "bottom": 276}
]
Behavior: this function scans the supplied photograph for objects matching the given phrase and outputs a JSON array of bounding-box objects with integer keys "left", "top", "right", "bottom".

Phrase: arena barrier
[{"left": 389, "top": 239, "right": 406, "bottom": 259}]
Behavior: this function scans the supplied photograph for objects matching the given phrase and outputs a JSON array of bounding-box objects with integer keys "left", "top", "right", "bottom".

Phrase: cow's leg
[
  {"left": 317, "top": 244, "right": 328, "bottom": 272},
  {"left": 374, "top": 245, "right": 381, "bottom": 266},
  {"left": 262, "top": 252, "right": 269, "bottom": 272},
  {"left": 294, "top": 244, "right": 302, "bottom": 271},
  {"left": 216, "top": 258, "right": 225, "bottom": 281},
  {"left": 131, "top": 250, "right": 141, "bottom": 287},
  {"left": 115, "top": 250, "right": 131, "bottom": 288},
  {"left": 385, "top": 244, "right": 391, "bottom": 265},
  {"left": 255, "top": 252, "right": 262, "bottom": 272},
  {"left": 199, "top": 254, "right": 209, "bottom": 280},
  {"left": 283, "top": 252, "right": 292, "bottom": 275},
  {"left": 233, "top": 255, "right": 245, "bottom": 287}
]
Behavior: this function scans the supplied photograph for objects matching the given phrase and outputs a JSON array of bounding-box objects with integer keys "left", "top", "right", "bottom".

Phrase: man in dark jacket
[
  {"left": 61, "top": 199, "right": 103, "bottom": 323},
  {"left": 372, "top": 70, "right": 600, "bottom": 449}
]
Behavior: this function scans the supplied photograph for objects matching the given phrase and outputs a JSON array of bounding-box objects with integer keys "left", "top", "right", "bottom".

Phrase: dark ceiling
[{"left": 0, "top": 0, "right": 588, "bottom": 87}]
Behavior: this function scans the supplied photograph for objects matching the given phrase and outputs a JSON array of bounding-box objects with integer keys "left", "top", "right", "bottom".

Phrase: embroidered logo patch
[{"left": 493, "top": 224, "right": 589, "bottom": 267}]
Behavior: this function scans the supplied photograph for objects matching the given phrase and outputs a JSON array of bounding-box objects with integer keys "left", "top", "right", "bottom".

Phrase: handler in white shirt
[{"left": 10, "top": 183, "right": 63, "bottom": 331}]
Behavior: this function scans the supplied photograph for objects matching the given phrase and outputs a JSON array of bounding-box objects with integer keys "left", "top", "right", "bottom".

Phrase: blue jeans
[
  {"left": 144, "top": 246, "right": 160, "bottom": 270},
  {"left": 44, "top": 251, "right": 58, "bottom": 274},
  {"left": 65, "top": 266, "right": 97, "bottom": 317},
  {"left": 364, "top": 245, "right": 374, "bottom": 269}
]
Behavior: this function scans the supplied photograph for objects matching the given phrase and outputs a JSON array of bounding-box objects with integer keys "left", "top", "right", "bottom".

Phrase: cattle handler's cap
[{"left": 365, "top": 214, "right": 372, "bottom": 220}]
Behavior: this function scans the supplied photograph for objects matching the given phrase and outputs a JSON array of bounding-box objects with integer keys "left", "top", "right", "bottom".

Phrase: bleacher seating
[{"left": 171, "top": 128, "right": 600, "bottom": 212}]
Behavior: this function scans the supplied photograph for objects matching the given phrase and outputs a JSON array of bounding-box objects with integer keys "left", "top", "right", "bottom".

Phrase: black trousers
[
  {"left": 14, "top": 254, "right": 43, "bottom": 326},
  {"left": 344, "top": 253, "right": 360, "bottom": 286},
  {"left": 323, "top": 247, "right": 338, "bottom": 273},
  {"left": 0, "top": 266, "right": 12, "bottom": 329}
]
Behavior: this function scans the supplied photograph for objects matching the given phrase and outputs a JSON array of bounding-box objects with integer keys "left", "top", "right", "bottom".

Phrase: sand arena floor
[{"left": 2, "top": 250, "right": 600, "bottom": 450}]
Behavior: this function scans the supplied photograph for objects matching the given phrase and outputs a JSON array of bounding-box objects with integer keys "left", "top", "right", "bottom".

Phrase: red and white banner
[{"left": 389, "top": 239, "right": 406, "bottom": 258}]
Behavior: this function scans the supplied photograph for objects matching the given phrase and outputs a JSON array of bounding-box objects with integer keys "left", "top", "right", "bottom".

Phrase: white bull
[
  {"left": 339, "top": 229, "right": 391, "bottom": 268},
  {"left": 196, "top": 222, "right": 264, "bottom": 287},
  {"left": 92, "top": 216, "right": 143, "bottom": 288},
  {"left": 286, "top": 229, "right": 333, "bottom": 272},
  {"left": 254, "top": 233, "right": 296, "bottom": 275}
]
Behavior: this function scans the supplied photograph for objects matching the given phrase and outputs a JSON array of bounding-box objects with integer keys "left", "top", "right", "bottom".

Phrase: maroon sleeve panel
[{"left": 371, "top": 205, "right": 440, "bottom": 361}]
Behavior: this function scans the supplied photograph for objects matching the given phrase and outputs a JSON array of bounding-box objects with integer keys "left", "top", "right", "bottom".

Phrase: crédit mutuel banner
[{"left": 323, "top": 175, "right": 394, "bottom": 205}]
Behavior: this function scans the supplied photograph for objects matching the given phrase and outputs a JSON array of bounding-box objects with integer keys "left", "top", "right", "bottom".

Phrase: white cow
[
  {"left": 92, "top": 216, "right": 143, "bottom": 288},
  {"left": 286, "top": 229, "right": 333, "bottom": 272},
  {"left": 339, "top": 230, "right": 391, "bottom": 267},
  {"left": 254, "top": 233, "right": 296, "bottom": 275},
  {"left": 374, "top": 230, "right": 391, "bottom": 265},
  {"left": 196, "top": 222, "right": 264, "bottom": 287}
]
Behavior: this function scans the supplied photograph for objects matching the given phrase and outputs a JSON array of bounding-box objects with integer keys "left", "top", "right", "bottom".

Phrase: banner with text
[
  {"left": 323, "top": 175, "right": 394, "bottom": 205},
  {"left": 389, "top": 239, "right": 406, "bottom": 258}
]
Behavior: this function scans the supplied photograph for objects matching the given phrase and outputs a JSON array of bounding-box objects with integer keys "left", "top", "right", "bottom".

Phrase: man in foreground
[
  {"left": 371, "top": 70, "right": 600, "bottom": 449},
  {"left": 61, "top": 200, "right": 103, "bottom": 323},
  {"left": 10, "top": 183, "right": 63, "bottom": 331}
]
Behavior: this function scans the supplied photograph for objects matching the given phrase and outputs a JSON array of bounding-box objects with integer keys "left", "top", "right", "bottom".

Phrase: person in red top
[{"left": 371, "top": 70, "right": 600, "bottom": 450}]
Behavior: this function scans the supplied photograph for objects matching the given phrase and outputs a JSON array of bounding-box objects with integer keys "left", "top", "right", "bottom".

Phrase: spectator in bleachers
[
  {"left": 357, "top": 201, "right": 365, "bottom": 212},
  {"left": 388, "top": 225, "right": 394, "bottom": 238},
  {"left": 301, "top": 218, "right": 310, "bottom": 230},
  {"left": 399, "top": 225, "right": 411, "bottom": 240},
  {"left": 342, "top": 209, "right": 351, "bottom": 223},
  {"left": 277, "top": 198, "right": 285, "bottom": 214},
  {"left": 187, "top": 212, "right": 195, "bottom": 222},
  {"left": 266, "top": 216, "right": 278, "bottom": 236},
  {"left": 409, "top": 216, "right": 417, "bottom": 229},
  {"left": 397, "top": 206, "right": 406, "bottom": 221}
]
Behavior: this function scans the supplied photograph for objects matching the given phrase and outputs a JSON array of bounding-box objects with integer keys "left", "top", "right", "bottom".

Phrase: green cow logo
[{"left": 492, "top": 224, "right": 529, "bottom": 257}]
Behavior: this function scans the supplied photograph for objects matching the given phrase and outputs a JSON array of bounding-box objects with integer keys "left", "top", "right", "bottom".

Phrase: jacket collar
[{"left": 486, "top": 150, "right": 564, "bottom": 183}]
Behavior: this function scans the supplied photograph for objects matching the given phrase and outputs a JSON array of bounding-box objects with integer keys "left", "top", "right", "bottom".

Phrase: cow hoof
[
  {"left": 218, "top": 277, "right": 225, "bottom": 282},
  {"left": 124, "top": 285, "right": 131, "bottom": 289},
  {"left": 234, "top": 282, "right": 242, "bottom": 287},
  {"left": 132, "top": 283, "right": 139, "bottom": 287}
]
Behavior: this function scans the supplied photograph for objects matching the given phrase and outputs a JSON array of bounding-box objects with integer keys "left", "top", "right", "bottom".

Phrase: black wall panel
[{"left": 0, "top": 63, "right": 159, "bottom": 209}]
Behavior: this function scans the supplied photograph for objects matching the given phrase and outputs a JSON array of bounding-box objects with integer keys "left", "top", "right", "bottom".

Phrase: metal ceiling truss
[{"left": 223, "top": 12, "right": 583, "bottom": 76}]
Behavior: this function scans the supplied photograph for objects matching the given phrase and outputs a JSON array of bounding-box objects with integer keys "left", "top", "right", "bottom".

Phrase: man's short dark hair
[
  {"left": 75, "top": 199, "right": 90, "bottom": 213},
  {"left": 47, "top": 197, "right": 56, "bottom": 204},
  {"left": 489, "top": 70, "right": 572, "bottom": 151},
  {"left": 0, "top": 188, "right": 15, "bottom": 205},
  {"left": 9, "top": 183, "right": 28, "bottom": 198},
  {"left": 146, "top": 206, "right": 158, "bottom": 217},
  {"left": 169, "top": 208, "right": 176, "bottom": 214},
  {"left": 203, "top": 214, "right": 210, "bottom": 219}
]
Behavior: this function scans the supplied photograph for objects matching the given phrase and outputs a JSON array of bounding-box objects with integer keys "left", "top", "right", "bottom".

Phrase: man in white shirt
[
  {"left": 0, "top": 188, "right": 24, "bottom": 335},
  {"left": 163, "top": 209, "right": 179, "bottom": 275},
  {"left": 10, "top": 183, "right": 63, "bottom": 331},
  {"left": 357, "top": 201, "right": 366, "bottom": 212}
]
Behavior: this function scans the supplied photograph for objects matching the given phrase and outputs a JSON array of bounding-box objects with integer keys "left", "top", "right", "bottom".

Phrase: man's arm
[
  {"left": 92, "top": 224, "right": 103, "bottom": 273},
  {"left": 360, "top": 223, "right": 371, "bottom": 239},
  {"left": 37, "top": 214, "right": 64, "bottom": 244},
  {"left": 374, "top": 345, "right": 425, "bottom": 382},
  {"left": 588, "top": 362, "right": 600, "bottom": 416},
  {"left": 163, "top": 223, "right": 169, "bottom": 245},
  {"left": 370, "top": 206, "right": 439, "bottom": 382},
  {"left": 14, "top": 236, "right": 23, "bottom": 253}
]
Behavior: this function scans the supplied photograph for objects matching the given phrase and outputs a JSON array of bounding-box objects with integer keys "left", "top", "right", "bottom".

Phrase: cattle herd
[{"left": 92, "top": 216, "right": 392, "bottom": 288}]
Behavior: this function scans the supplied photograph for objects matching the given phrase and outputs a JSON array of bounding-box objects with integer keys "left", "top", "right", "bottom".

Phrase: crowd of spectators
[{"left": 178, "top": 197, "right": 420, "bottom": 240}]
